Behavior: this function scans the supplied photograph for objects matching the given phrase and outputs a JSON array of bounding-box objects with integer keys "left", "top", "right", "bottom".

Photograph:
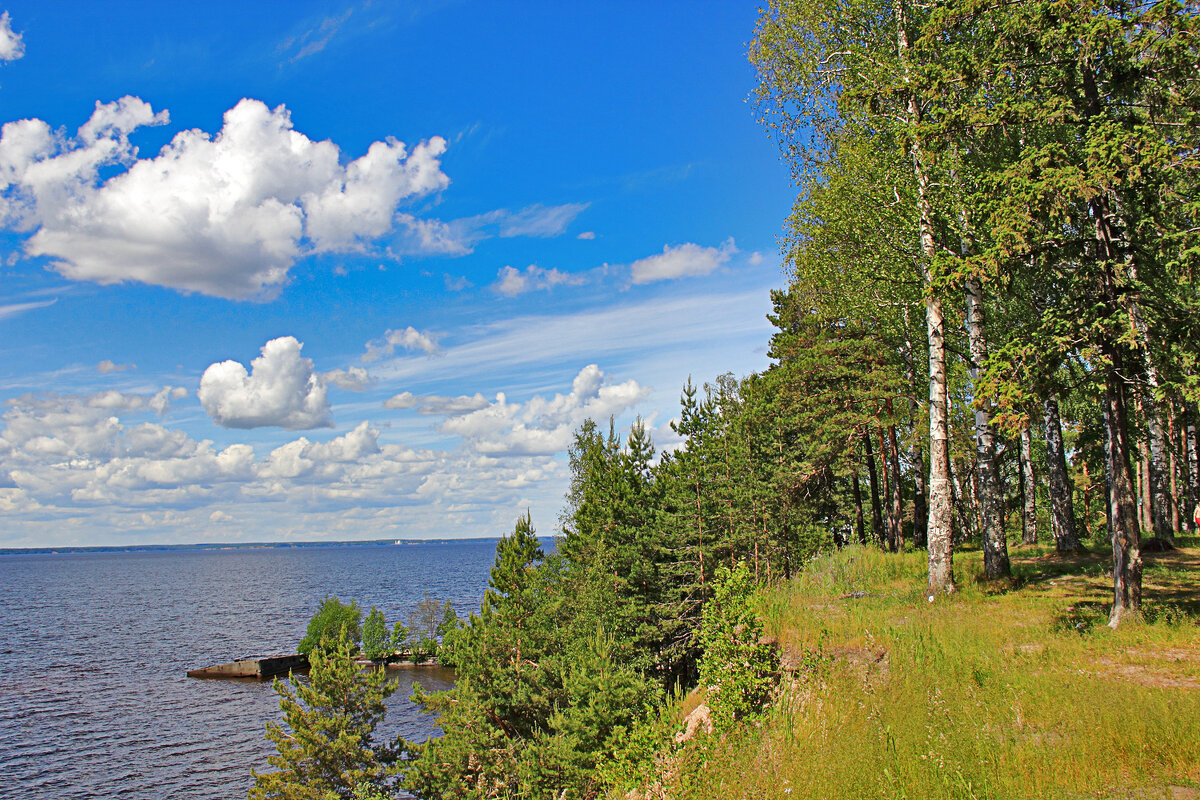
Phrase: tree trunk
[
  {"left": 1187, "top": 406, "right": 1199, "bottom": 532},
  {"left": 1139, "top": 446, "right": 1152, "bottom": 534},
  {"left": 877, "top": 428, "right": 896, "bottom": 551},
  {"left": 1020, "top": 421, "right": 1037, "bottom": 545},
  {"left": 1081, "top": 462, "right": 1094, "bottom": 539},
  {"left": 1168, "top": 410, "right": 1180, "bottom": 534},
  {"left": 863, "top": 431, "right": 885, "bottom": 546},
  {"left": 852, "top": 469, "right": 867, "bottom": 545},
  {"left": 964, "top": 270, "right": 1009, "bottom": 577},
  {"left": 1125, "top": 282, "right": 1173, "bottom": 542},
  {"left": 1043, "top": 396, "right": 1082, "bottom": 553},
  {"left": 896, "top": 0, "right": 952, "bottom": 594},
  {"left": 949, "top": 449, "right": 971, "bottom": 544},
  {"left": 1102, "top": 350, "right": 1143, "bottom": 628},
  {"left": 1088, "top": 182, "right": 1142, "bottom": 623},
  {"left": 902, "top": 308, "right": 928, "bottom": 547},
  {"left": 887, "top": 418, "right": 905, "bottom": 552}
]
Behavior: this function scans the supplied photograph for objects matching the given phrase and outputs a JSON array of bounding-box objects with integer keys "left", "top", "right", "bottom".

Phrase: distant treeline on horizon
[{"left": 0, "top": 536, "right": 554, "bottom": 557}]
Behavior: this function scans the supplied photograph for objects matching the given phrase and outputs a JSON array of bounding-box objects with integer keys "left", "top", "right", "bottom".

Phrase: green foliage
[
  {"left": 360, "top": 607, "right": 391, "bottom": 661},
  {"left": 436, "top": 601, "right": 458, "bottom": 639},
  {"left": 696, "top": 562, "right": 780, "bottom": 729},
  {"left": 402, "top": 515, "right": 662, "bottom": 799},
  {"left": 402, "top": 513, "right": 555, "bottom": 796},
  {"left": 250, "top": 631, "right": 397, "bottom": 800},
  {"left": 593, "top": 694, "right": 683, "bottom": 794},
  {"left": 298, "top": 596, "right": 363, "bottom": 656},
  {"left": 671, "top": 546, "right": 1200, "bottom": 800},
  {"left": 389, "top": 621, "right": 408, "bottom": 655},
  {"left": 405, "top": 593, "right": 455, "bottom": 661}
]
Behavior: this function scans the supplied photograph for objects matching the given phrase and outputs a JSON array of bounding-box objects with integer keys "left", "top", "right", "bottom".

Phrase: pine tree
[{"left": 250, "top": 632, "right": 397, "bottom": 800}]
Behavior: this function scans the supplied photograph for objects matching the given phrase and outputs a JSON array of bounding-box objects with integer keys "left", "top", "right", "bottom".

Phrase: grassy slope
[{"left": 668, "top": 540, "right": 1200, "bottom": 800}]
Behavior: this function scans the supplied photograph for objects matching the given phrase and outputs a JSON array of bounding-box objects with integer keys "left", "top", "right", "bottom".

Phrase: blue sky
[{"left": 0, "top": 1, "right": 794, "bottom": 547}]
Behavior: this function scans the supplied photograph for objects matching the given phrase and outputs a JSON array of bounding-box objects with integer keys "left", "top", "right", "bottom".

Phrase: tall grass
[{"left": 667, "top": 544, "right": 1200, "bottom": 800}]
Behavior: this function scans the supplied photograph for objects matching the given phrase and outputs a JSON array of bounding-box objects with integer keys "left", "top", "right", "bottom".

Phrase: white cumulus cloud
[
  {"left": 494, "top": 264, "right": 584, "bottom": 297},
  {"left": 0, "top": 386, "right": 565, "bottom": 539},
  {"left": 321, "top": 366, "right": 373, "bottom": 391},
  {"left": 0, "top": 97, "right": 449, "bottom": 299},
  {"left": 0, "top": 12, "right": 23, "bottom": 62},
  {"left": 383, "top": 391, "right": 418, "bottom": 410},
  {"left": 97, "top": 360, "right": 135, "bottom": 373},
  {"left": 438, "top": 364, "right": 650, "bottom": 456},
  {"left": 630, "top": 237, "right": 737, "bottom": 284},
  {"left": 363, "top": 326, "right": 440, "bottom": 362},
  {"left": 198, "top": 336, "right": 332, "bottom": 429}
]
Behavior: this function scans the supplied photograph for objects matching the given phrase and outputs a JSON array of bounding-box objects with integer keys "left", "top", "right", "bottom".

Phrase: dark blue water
[{"left": 0, "top": 540, "right": 504, "bottom": 800}]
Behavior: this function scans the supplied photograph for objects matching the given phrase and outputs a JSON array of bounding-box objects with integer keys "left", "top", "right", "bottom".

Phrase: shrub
[
  {"left": 298, "top": 596, "right": 363, "bottom": 656},
  {"left": 696, "top": 561, "right": 780, "bottom": 729}
]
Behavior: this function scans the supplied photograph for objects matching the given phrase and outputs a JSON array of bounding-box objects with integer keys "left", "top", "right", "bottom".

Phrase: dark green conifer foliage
[
  {"left": 404, "top": 513, "right": 661, "bottom": 799},
  {"left": 250, "top": 632, "right": 396, "bottom": 800},
  {"left": 403, "top": 513, "right": 559, "bottom": 797}
]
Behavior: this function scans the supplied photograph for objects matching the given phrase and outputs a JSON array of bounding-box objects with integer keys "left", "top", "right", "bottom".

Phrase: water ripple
[{"left": 0, "top": 541, "right": 497, "bottom": 800}]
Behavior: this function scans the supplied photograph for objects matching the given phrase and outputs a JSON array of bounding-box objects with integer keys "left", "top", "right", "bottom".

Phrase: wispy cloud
[
  {"left": 392, "top": 202, "right": 589, "bottom": 257},
  {"left": 0, "top": 298, "right": 56, "bottom": 321},
  {"left": 277, "top": 8, "right": 354, "bottom": 62},
  {"left": 372, "top": 284, "right": 774, "bottom": 387}
]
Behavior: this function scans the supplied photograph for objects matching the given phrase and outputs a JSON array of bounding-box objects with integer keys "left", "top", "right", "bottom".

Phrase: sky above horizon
[{"left": 0, "top": 1, "right": 794, "bottom": 547}]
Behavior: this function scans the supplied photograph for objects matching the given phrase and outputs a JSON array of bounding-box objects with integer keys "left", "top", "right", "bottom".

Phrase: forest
[{"left": 247, "top": 0, "right": 1200, "bottom": 798}]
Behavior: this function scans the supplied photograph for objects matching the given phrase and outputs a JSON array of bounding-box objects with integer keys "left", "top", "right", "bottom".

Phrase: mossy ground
[{"left": 664, "top": 538, "right": 1200, "bottom": 800}]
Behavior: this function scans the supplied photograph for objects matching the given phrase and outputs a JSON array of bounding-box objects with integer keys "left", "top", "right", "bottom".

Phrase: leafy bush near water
[{"left": 297, "top": 596, "right": 363, "bottom": 656}]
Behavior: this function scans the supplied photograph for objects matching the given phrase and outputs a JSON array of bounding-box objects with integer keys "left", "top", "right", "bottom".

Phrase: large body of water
[{"left": 0, "top": 539, "right": 506, "bottom": 800}]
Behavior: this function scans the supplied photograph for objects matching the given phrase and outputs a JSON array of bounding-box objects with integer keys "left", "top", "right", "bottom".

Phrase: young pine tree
[{"left": 250, "top": 631, "right": 397, "bottom": 800}]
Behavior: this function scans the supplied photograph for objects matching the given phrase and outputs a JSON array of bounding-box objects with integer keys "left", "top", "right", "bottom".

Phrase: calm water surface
[{"left": 0, "top": 540, "right": 503, "bottom": 800}]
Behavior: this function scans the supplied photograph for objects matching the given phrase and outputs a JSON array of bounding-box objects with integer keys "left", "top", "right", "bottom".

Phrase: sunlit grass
[{"left": 667, "top": 542, "right": 1200, "bottom": 800}]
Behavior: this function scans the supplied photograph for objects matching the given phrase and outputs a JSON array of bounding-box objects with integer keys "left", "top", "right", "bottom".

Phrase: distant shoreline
[{"left": 0, "top": 536, "right": 552, "bottom": 557}]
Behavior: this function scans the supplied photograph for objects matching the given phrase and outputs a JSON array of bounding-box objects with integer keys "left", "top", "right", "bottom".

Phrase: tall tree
[
  {"left": 950, "top": 0, "right": 1200, "bottom": 624},
  {"left": 752, "top": 0, "right": 961, "bottom": 594},
  {"left": 1044, "top": 396, "right": 1083, "bottom": 554}
]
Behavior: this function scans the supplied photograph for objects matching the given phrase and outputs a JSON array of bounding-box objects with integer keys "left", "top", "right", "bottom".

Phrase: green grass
[{"left": 664, "top": 543, "right": 1200, "bottom": 800}]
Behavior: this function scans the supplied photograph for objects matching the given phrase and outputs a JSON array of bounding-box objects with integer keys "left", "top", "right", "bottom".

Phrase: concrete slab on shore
[{"left": 187, "top": 654, "right": 308, "bottom": 680}]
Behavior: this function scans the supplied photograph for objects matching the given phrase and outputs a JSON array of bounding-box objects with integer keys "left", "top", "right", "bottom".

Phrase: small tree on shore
[
  {"left": 361, "top": 607, "right": 392, "bottom": 661},
  {"left": 298, "top": 596, "right": 362, "bottom": 655},
  {"left": 250, "top": 631, "right": 397, "bottom": 800}
]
